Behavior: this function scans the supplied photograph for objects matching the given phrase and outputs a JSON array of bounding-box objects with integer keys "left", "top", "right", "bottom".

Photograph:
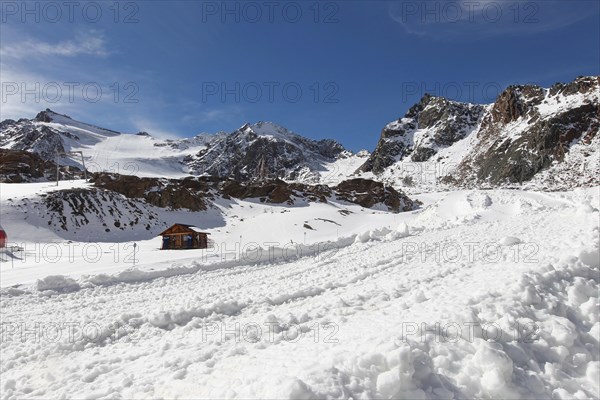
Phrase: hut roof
[{"left": 159, "top": 224, "right": 210, "bottom": 236}]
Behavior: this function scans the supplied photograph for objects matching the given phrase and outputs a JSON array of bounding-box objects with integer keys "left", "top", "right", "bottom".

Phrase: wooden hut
[
  {"left": 159, "top": 224, "right": 210, "bottom": 250},
  {"left": 0, "top": 228, "right": 6, "bottom": 248}
]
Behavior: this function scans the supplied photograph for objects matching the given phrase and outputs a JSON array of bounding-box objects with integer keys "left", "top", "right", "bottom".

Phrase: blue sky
[{"left": 1, "top": 0, "right": 598, "bottom": 151}]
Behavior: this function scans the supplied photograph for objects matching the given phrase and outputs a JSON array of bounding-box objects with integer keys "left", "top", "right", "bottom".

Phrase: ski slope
[
  {"left": 0, "top": 180, "right": 401, "bottom": 287},
  {"left": 1, "top": 186, "right": 598, "bottom": 399}
]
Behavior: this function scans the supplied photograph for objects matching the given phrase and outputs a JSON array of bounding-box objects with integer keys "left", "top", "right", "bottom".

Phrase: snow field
[
  {"left": 0, "top": 187, "right": 598, "bottom": 398},
  {"left": 1, "top": 178, "right": 411, "bottom": 287}
]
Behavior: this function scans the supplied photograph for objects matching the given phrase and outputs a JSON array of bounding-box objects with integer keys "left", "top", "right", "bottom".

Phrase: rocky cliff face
[
  {"left": 90, "top": 173, "right": 415, "bottom": 213},
  {"left": 359, "top": 76, "right": 600, "bottom": 189},
  {"left": 0, "top": 149, "right": 85, "bottom": 183},
  {"left": 358, "top": 95, "right": 485, "bottom": 174},
  {"left": 335, "top": 178, "right": 415, "bottom": 212},
  {"left": 183, "top": 122, "right": 348, "bottom": 182},
  {"left": 0, "top": 119, "right": 67, "bottom": 160},
  {"left": 91, "top": 174, "right": 216, "bottom": 211},
  {"left": 459, "top": 76, "right": 599, "bottom": 186}
]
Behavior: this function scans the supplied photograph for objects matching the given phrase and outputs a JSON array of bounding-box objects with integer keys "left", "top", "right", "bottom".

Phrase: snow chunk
[
  {"left": 279, "top": 378, "right": 316, "bottom": 400},
  {"left": 35, "top": 275, "right": 80, "bottom": 292},
  {"left": 578, "top": 247, "right": 599, "bottom": 268},
  {"left": 499, "top": 236, "right": 522, "bottom": 246},
  {"left": 472, "top": 342, "right": 515, "bottom": 397},
  {"left": 376, "top": 345, "right": 427, "bottom": 399}
]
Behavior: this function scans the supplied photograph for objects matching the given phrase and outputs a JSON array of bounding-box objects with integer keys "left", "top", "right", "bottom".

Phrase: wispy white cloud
[
  {"left": 388, "top": 0, "right": 599, "bottom": 40},
  {"left": 0, "top": 30, "right": 110, "bottom": 59},
  {"left": 181, "top": 106, "right": 245, "bottom": 126},
  {"left": 0, "top": 28, "right": 143, "bottom": 124},
  {"left": 0, "top": 61, "right": 79, "bottom": 120}
]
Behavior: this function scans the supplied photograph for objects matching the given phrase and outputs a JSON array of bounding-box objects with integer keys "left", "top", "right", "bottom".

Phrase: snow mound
[
  {"left": 35, "top": 275, "right": 80, "bottom": 292},
  {"left": 499, "top": 236, "right": 522, "bottom": 246}
]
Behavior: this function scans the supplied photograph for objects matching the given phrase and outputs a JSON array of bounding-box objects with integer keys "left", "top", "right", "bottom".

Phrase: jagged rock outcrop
[
  {"left": 220, "top": 179, "right": 333, "bottom": 204},
  {"left": 335, "top": 178, "right": 415, "bottom": 212},
  {"left": 184, "top": 122, "right": 348, "bottom": 182},
  {"left": 358, "top": 94, "right": 485, "bottom": 174},
  {"left": 91, "top": 174, "right": 215, "bottom": 211},
  {"left": 34, "top": 110, "right": 56, "bottom": 123},
  {"left": 359, "top": 76, "right": 600, "bottom": 189},
  {"left": 0, "top": 149, "right": 84, "bottom": 183},
  {"left": 0, "top": 120, "right": 67, "bottom": 160},
  {"left": 487, "top": 85, "right": 545, "bottom": 125},
  {"left": 0, "top": 149, "right": 54, "bottom": 182},
  {"left": 459, "top": 76, "right": 600, "bottom": 185},
  {"left": 91, "top": 173, "right": 414, "bottom": 213}
]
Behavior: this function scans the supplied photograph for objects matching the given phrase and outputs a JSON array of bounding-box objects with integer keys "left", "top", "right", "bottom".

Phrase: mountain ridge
[
  {"left": 1, "top": 75, "right": 598, "bottom": 190},
  {"left": 359, "top": 75, "right": 599, "bottom": 190},
  {"left": 0, "top": 110, "right": 356, "bottom": 183}
]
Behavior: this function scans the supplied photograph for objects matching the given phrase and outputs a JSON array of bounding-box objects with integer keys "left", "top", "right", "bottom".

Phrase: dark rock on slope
[
  {"left": 91, "top": 173, "right": 415, "bottom": 213},
  {"left": 0, "top": 148, "right": 85, "bottom": 183},
  {"left": 460, "top": 77, "right": 600, "bottom": 185},
  {"left": 359, "top": 76, "right": 599, "bottom": 188},
  {"left": 358, "top": 94, "right": 485, "bottom": 174}
]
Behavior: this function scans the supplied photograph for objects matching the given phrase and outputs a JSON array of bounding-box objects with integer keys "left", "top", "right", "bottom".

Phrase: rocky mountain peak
[
  {"left": 359, "top": 94, "right": 485, "bottom": 173},
  {"left": 359, "top": 75, "right": 599, "bottom": 189},
  {"left": 34, "top": 109, "right": 73, "bottom": 123},
  {"left": 488, "top": 85, "right": 545, "bottom": 125},
  {"left": 549, "top": 75, "right": 600, "bottom": 97},
  {"left": 184, "top": 121, "right": 347, "bottom": 182}
]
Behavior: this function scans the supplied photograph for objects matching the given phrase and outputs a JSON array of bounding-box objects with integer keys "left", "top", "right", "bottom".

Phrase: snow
[
  {"left": 187, "top": 226, "right": 210, "bottom": 233},
  {"left": 1, "top": 179, "right": 599, "bottom": 399},
  {"left": 1, "top": 111, "right": 219, "bottom": 179},
  {"left": 537, "top": 89, "right": 596, "bottom": 118},
  {"left": 39, "top": 111, "right": 121, "bottom": 138},
  {"left": 244, "top": 121, "right": 303, "bottom": 144},
  {"left": 0, "top": 180, "right": 403, "bottom": 287},
  {"left": 317, "top": 151, "right": 370, "bottom": 186}
]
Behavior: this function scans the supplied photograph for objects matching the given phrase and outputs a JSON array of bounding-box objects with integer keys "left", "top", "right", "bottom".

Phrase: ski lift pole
[
  {"left": 133, "top": 243, "right": 137, "bottom": 267},
  {"left": 79, "top": 151, "right": 87, "bottom": 181},
  {"left": 56, "top": 151, "right": 60, "bottom": 186}
]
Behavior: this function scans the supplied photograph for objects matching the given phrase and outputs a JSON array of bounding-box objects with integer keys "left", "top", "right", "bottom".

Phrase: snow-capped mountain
[
  {"left": 359, "top": 76, "right": 599, "bottom": 190},
  {"left": 358, "top": 94, "right": 486, "bottom": 173},
  {"left": 0, "top": 110, "right": 361, "bottom": 184},
  {"left": 0, "top": 110, "right": 226, "bottom": 178},
  {"left": 183, "top": 121, "right": 350, "bottom": 182},
  {"left": 0, "top": 109, "right": 122, "bottom": 158},
  {"left": 2, "top": 76, "right": 598, "bottom": 190}
]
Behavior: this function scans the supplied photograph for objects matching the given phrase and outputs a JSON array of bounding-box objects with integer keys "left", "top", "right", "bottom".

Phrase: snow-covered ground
[
  {"left": 0, "top": 182, "right": 599, "bottom": 399},
  {"left": 0, "top": 180, "right": 400, "bottom": 287}
]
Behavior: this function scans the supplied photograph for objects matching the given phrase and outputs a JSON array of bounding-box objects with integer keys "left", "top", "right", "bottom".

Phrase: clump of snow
[
  {"left": 579, "top": 247, "right": 600, "bottom": 268},
  {"left": 354, "top": 227, "right": 392, "bottom": 244},
  {"left": 499, "top": 236, "right": 522, "bottom": 246},
  {"left": 35, "top": 275, "right": 80, "bottom": 292}
]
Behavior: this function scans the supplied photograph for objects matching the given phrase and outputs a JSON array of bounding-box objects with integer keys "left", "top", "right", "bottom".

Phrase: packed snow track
[{"left": 1, "top": 189, "right": 599, "bottom": 399}]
